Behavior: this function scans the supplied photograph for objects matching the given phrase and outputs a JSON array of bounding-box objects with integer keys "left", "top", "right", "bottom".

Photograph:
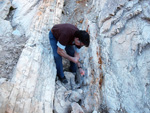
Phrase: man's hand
[
  {"left": 79, "top": 68, "right": 85, "bottom": 76},
  {"left": 72, "top": 57, "right": 79, "bottom": 64}
]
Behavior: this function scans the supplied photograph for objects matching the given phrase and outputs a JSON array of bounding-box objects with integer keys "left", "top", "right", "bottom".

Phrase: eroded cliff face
[
  {"left": 98, "top": 0, "right": 150, "bottom": 113},
  {"left": 0, "top": 0, "right": 63, "bottom": 112},
  {"left": 60, "top": 0, "right": 150, "bottom": 112},
  {"left": 0, "top": 0, "right": 150, "bottom": 113}
]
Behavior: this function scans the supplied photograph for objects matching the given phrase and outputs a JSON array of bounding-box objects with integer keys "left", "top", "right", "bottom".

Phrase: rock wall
[
  {"left": 61, "top": 0, "right": 150, "bottom": 112},
  {"left": 0, "top": 0, "right": 64, "bottom": 113},
  {"left": 99, "top": 0, "right": 150, "bottom": 113},
  {"left": 0, "top": 0, "right": 27, "bottom": 79},
  {"left": 0, "top": 0, "right": 150, "bottom": 113}
]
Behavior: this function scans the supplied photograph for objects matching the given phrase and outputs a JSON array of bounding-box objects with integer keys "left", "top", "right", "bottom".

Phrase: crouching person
[{"left": 49, "top": 23, "right": 90, "bottom": 84}]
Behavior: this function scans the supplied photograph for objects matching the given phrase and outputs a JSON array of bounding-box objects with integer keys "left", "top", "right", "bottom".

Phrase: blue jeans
[{"left": 49, "top": 31, "right": 77, "bottom": 78}]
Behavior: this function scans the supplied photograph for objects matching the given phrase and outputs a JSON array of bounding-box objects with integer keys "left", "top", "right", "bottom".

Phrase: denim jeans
[{"left": 49, "top": 31, "right": 77, "bottom": 78}]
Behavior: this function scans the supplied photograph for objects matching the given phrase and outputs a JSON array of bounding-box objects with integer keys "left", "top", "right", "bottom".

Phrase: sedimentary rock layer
[{"left": 0, "top": 0, "right": 64, "bottom": 113}]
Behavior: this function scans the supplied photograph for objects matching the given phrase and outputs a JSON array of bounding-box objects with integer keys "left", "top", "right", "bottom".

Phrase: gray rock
[
  {"left": 12, "top": 29, "right": 22, "bottom": 37},
  {"left": 0, "top": 78, "right": 7, "bottom": 84},
  {"left": 0, "top": 0, "right": 150, "bottom": 113},
  {"left": 0, "top": 0, "right": 11, "bottom": 19},
  {"left": 0, "top": 0, "right": 64, "bottom": 113},
  {"left": 71, "top": 102, "right": 84, "bottom": 113},
  {"left": 69, "top": 89, "right": 83, "bottom": 102},
  {"left": 0, "top": 19, "right": 13, "bottom": 37}
]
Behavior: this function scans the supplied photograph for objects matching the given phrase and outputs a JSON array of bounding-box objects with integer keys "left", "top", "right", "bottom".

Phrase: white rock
[
  {"left": 92, "top": 110, "right": 98, "bottom": 113},
  {"left": 0, "top": 78, "right": 7, "bottom": 84},
  {"left": 0, "top": 0, "right": 11, "bottom": 19},
  {"left": 12, "top": 29, "right": 22, "bottom": 37},
  {"left": 0, "top": 45, "right": 2, "bottom": 52},
  {"left": 71, "top": 102, "right": 84, "bottom": 113},
  {"left": 0, "top": 0, "right": 150, "bottom": 113},
  {"left": 0, "top": 0, "right": 64, "bottom": 113},
  {"left": 0, "top": 18, "right": 13, "bottom": 37}
]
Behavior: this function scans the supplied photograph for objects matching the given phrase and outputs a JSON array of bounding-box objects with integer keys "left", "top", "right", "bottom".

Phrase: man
[{"left": 49, "top": 23, "right": 90, "bottom": 84}]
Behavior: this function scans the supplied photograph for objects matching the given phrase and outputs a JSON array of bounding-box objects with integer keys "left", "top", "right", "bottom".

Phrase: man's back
[{"left": 51, "top": 23, "right": 79, "bottom": 45}]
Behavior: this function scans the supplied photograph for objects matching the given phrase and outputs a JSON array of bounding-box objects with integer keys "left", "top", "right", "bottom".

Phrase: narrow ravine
[
  {"left": 54, "top": 0, "right": 150, "bottom": 113},
  {"left": 53, "top": 0, "right": 104, "bottom": 113},
  {"left": 0, "top": 0, "right": 150, "bottom": 113}
]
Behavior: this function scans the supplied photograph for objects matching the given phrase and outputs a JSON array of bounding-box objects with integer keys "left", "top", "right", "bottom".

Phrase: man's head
[{"left": 74, "top": 30, "right": 90, "bottom": 47}]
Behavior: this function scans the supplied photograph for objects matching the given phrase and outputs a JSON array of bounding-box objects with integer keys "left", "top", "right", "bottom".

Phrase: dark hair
[{"left": 74, "top": 30, "right": 90, "bottom": 47}]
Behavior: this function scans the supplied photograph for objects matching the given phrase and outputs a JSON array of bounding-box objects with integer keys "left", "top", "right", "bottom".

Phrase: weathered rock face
[
  {"left": 0, "top": 0, "right": 27, "bottom": 79},
  {"left": 0, "top": 0, "right": 150, "bottom": 113},
  {"left": 0, "top": 0, "right": 64, "bottom": 113},
  {"left": 61, "top": 0, "right": 150, "bottom": 112},
  {"left": 99, "top": 0, "right": 150, "bottom": 113}
]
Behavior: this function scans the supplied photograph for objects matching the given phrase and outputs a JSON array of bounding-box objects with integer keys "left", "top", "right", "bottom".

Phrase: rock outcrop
[
  {"left": 0, "top": 0, "right": 64, "bottom": 113},
  {"left": 61, "top": 0, "right": 150, "bottom": 112},
  {"left": 0, "top": 0, "right": 150, "bottom": 113}
]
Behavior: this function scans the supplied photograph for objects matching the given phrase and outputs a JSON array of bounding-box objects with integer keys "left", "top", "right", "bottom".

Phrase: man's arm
[
  {"left": 74, "top": 52, "right": 80, "bottom": 67},
  {"left": 57, "top": 47, "right": 79, "bottom": 64},
  {"left": 74, "top": 52, "right": 85, "bottom": 76}
]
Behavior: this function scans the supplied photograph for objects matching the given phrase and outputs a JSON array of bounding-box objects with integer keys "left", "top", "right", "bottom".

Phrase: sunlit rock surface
[
  {"left": 0, "top": 0, "right": 64, "bottom": 113},
  {"left": 0, "top": 0, "right": 150, "bottom": 113}
]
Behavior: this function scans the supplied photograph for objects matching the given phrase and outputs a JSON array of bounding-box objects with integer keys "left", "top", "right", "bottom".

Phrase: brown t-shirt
[{"left": 51, "top": 23, "right": 79, "bottom": 46}]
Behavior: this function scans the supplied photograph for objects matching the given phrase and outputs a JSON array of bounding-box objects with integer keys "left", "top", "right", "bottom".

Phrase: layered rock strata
[
  {"left": 0, "top": 0, "right": 64, "bottom": 113},
  {"left": 0, "top": 0, "right": 150, "bottom": 113}
]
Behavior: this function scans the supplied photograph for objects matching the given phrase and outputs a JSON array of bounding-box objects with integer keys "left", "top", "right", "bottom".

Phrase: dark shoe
[{"left": 60, "top": 76, "right": 68, "bottom": 84}]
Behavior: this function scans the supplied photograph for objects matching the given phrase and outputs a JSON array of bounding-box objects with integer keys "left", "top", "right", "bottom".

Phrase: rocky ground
[{"left": 0, "top": 0, "right": 28, "bottom": 80}]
